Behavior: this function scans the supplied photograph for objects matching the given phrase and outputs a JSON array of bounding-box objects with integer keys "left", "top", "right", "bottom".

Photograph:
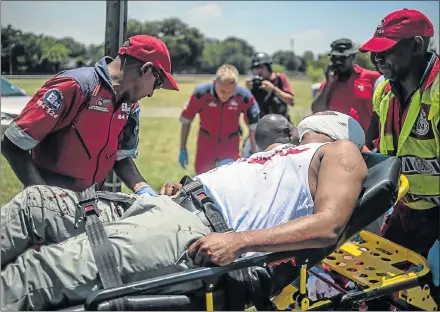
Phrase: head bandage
[{"left": 298, "top": 111, "right": 365, "bottom": 150}]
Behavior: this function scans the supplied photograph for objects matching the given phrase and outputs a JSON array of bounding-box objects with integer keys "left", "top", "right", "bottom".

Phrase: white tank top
[{"left": 194, "top": 142, "right": 327, "bottom": 233}]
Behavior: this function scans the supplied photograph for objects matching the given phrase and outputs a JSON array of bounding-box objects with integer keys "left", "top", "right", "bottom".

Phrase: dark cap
[
  {"left": 250, "top": 52, "right": 273, "bottom": 68},
  {"left": 118, "top": 35, "right": 179, "bottom": 91},
  {"left": 329, "top": 38, "right": 359, "bottom": 56},
  {"left": 360, "top": 9, "right": 434, "bottom": 53}
]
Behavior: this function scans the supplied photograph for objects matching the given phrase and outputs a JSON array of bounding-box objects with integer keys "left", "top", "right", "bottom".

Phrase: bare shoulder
[{"left": 321, "top": 140, "right": 368, "bottom": 176}]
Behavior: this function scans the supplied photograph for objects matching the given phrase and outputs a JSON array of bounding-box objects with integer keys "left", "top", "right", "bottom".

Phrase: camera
[
  {"left": 251, "top": 75, "right": 264, "bottom": 88},
  {"left": 328, "top": 63, "right": 342, "bottom": 76}
]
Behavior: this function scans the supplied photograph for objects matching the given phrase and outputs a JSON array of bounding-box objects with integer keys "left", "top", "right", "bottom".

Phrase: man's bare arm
[
  {"left": 311, "top": 84, "right": 333, "bottom": 113},
  {"left": 180, "top": 123, "right": 191, "bottom": 150},
  {"left": 273, "top": 87, "right": 294, "bottom": 106},
  {"left": 1, "top": 136, "right": 46, "bottom": 186},
  {"left": 113, "top": 157, "right": 147, "bottom": 192},
  {"left": 236, "top": 140, "right": 368, "bottom": 254}
]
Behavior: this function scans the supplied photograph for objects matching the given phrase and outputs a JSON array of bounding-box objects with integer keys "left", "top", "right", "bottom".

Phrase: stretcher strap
[
  {"left": 178, "top": 176, "right": 270, "bottom": 310},
  {"left": 77, "top": 186, "right": 125, "bottom": 310},
  {"left": 180, "top": 179, "right": 234, "bottom": 233}
]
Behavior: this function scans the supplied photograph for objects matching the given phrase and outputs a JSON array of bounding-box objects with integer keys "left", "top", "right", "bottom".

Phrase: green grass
[{"left": 1, "top": 76, "right": 313, "bottom": 204}]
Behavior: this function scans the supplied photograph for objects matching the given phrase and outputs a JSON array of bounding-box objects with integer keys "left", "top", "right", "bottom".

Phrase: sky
[{"left": 1, "top": 1, "right": 439, "bottom": 56}]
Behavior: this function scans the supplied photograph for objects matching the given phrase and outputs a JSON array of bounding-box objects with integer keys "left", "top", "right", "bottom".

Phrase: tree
[
  {"left": 354, "top": 52, "right": 376, "bottom": 71},
  {"left": 296, "top": 57, "right": 307, "bottom": 72},
  {"left": 58, "top": 37, "right": 86, "bottom": 58},
  {"left": 201, "top": 38, "right": 255, "bottom": 74},
  {"left": 223, "top": 36, "right": 255, "bottom": 57},
  {"left": 1, "top": 24, "right": 22, "bottom": 74},
  {"left": 272, "top": 63, "right": 286, "bottom": 73},
  {"left": 86, "top": 44, "right": 105, "bottom": 65},
  {"left": 40, "top": 42, "right": 70, "bottom": 72},
  {"left": 428, "top": 39, "right": 438, "bottom": 55},
  {"left": 272, "top": 50, "right": 297, "bottom": 71},
  {"left": 127, "top": 18, "right": 205, "bottom": 73},
  {"left": 306, "top": 65, "right": 324, "bottom": 82},
  {"left": 302, "top": 50, "right": 315, "bottom": 64}
]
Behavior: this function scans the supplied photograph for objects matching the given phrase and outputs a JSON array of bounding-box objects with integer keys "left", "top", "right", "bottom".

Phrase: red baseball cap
[
  {"left": 118, "top": 35, "right": 179, "bottom": 91},
  {"left": 360, "top": 9, "right": 434, "bottom": 53}
]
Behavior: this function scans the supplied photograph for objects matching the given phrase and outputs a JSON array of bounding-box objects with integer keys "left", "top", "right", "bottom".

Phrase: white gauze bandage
[{"left": 298, "top": 111, "right": 365, "bottom": 150}]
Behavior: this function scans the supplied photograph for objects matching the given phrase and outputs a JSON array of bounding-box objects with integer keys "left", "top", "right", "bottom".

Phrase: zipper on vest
[
  {"left": 71, "top": 123, "right": 92, "bottom": 160},
  {"left": 216, "top": 103, "right": 225, "bottom": 161}
]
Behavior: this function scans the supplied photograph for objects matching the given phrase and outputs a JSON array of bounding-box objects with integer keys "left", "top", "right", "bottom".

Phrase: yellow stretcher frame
[{"left": 272, "top": 175, "right": 438, "bottom": 311}]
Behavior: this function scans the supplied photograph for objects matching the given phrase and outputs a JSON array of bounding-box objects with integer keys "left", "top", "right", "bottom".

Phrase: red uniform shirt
[
  {"left": 5, "top": 57, "right": 140, "bottom": 191},
  {"left": 318, "top": 65, "right": 381, "bottom": 132},
  {"left": 180, "top": 81, "right": 260, "bottom": 140}
]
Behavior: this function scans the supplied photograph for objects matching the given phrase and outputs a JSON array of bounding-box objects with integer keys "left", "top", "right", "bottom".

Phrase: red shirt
[
  {"left": 5, "top": 57, "right": 140, "bottom": 191},
  {"left": 180, "top": 82, "right": 260, "bottom": 140},
  {"left": 318, "top": 65, "right": 382, "bottom": 132}
]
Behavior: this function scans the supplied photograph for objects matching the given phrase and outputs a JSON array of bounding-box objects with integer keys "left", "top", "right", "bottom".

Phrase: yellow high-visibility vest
[{"left": 373, "top": 60, "right": 440, "bottom": 210}]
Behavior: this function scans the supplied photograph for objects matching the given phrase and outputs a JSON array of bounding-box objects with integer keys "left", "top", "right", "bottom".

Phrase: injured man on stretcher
[{"left": 1, "top": 111, "right": 368, "bottom": 311}]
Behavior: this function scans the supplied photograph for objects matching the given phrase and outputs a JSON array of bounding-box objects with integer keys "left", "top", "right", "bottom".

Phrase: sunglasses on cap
[{"left": 151, "top": 66, "right": 164, "bottom": 90}]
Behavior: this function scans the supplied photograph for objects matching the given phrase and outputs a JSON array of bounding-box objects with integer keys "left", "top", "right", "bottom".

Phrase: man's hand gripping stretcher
[{"left": 1, "top": 111, "right": 371, "bottom": 311}]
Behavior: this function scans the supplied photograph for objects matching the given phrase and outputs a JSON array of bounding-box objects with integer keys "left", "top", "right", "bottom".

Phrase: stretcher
[{"left": 62, "top": 153, "right": 438, "bottom": 311}]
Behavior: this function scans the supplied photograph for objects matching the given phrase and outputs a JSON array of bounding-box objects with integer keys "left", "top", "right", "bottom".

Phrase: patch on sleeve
[
  {"left": 43, "top": 89, "right": 63, "bottom": 110},
  {"left": 250, "top": 101, "right": 260, "bottom": 118}
]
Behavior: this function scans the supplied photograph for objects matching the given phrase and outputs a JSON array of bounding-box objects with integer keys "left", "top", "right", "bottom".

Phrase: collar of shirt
[{"left": 94, "top": 57, "right": 117, "bottom": 96}]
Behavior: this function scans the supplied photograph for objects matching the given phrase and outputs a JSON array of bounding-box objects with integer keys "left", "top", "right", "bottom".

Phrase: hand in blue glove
[
  {"left": 179, "top": 148, "right": 188, "bottom": 169},
  {"left": 135, "top": 184, "right": 158, "bottom": 197}
]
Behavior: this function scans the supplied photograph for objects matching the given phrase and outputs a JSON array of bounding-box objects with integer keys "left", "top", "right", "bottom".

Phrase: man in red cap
[
  {"left": 361, "top": 9, "right": 439, "bottom": 261},
  {"left": 2, "top": 35, "right": 178, "bottom": 197}
]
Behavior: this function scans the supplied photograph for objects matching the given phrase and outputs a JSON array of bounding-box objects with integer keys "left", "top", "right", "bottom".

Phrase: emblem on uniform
[
  {"left": 412, "top": 109, "right": 430, "bottom": 136},
  {"left": 357, "top": 84, "right": 364, "bottom": 91},
  {"left": 375, "top": 20, "right": 385, "bottom": 35},
  {"left": 89, "top": 96, "right": 111, "bottom": 112},
  {"left": 43, "top": 89, "right": 63, "bottom": 110},
  {"left": 121, "top": 39, "right": 130, "bottom": 47},
  {"left": 229, "top": 100, "right": 239, "bottom": 107},
  {"left": 121, "top": 103, "right": 131, "bottom": 114},
  {"left": 250, "top": 102, "right": 260, "bottom": 117},
  {"left": 414, "top": 157, "right": 432, "bottom": 174},
  {"left": 208, "top": 101, "right": 217, "bottom": 107}
]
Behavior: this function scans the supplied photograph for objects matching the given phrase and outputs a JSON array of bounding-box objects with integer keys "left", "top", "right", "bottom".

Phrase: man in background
[
  {"left": 246, "top": 52, "right": 294, "bottom": 120},
  {"left": 311, "top": 38, "right": 382, "bottom": 143},
  {"left": 242, "top": 52, "right": 295, "bottom": 157},
  {"left": 178, "top": 64, "right": 260, "bottom": 174}
]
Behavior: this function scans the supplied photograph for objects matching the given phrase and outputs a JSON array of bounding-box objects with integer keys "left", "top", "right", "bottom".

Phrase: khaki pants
[
  {"left": 1, "top": 185, "right": 126, "bottom": 267},
  {"left": 1, "top": 186, "right": 211, "bottom": 311}
]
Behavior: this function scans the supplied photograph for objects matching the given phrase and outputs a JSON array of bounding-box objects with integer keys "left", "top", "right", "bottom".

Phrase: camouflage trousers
[{"left": 1, "top": 185, "right": 210, "bottom": 311}]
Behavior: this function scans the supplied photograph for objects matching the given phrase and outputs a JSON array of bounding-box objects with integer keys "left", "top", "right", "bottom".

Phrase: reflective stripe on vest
[{"left": 373, "top": 74, "right": 440, "bottom": 210}]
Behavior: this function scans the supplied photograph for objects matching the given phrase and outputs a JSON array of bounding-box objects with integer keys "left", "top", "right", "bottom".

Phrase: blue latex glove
[
  {"left": 135, "top": 184, "right": 158, "bottom": 197},
  {"left": 179, "top": 148, "right": 188, "bottom": 169}
]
